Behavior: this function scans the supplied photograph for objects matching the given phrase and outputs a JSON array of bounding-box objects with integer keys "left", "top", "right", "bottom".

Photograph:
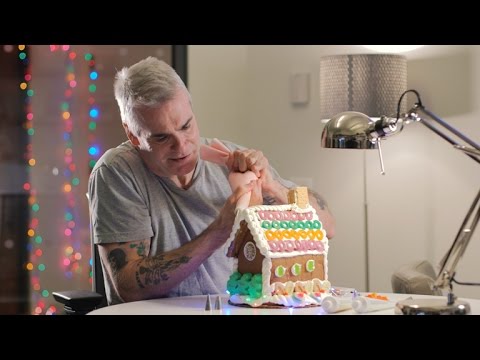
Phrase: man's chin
[{"left": 174, "top": 160, "right": 197, "bottom": 176}]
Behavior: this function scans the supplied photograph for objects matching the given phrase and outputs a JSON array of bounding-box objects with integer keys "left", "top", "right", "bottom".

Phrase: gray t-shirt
[{"left": 88, "top": 137, "right": 295, "bottom": 305}]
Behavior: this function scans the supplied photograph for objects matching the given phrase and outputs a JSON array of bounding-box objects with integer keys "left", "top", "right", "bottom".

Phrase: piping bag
[{"left": 200, "top": 138, "right": 258, "bottom": 211}]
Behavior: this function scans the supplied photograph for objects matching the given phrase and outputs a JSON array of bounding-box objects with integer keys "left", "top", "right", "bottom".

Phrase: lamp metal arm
[
  {"left": 434, "top": 188, "right": 480, "bottom": 292},
  {"left": 396, "top": 104, "right": 480, "bottom": 292},
  {"left": 417, "top": 105, "right": 480, "bottom": 151},
  {"left": 412, "top": 105, "right": 480, "bottom": 165}
]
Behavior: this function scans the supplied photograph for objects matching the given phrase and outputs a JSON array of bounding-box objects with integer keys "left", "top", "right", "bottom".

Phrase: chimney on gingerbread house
[{"left": 287, "top": 187, "right": 309, "bottom": 209}]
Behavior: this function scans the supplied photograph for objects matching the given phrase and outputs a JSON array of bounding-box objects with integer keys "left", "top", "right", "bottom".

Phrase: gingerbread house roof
[{"left": 225, "top": 202, "right": 328, "bottom": 260}]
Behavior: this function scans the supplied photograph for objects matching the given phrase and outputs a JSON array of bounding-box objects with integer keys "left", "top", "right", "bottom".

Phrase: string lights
[
  {"left": 60, "top": 46, "right": 83, "bottom": 287},
  {"left": 85, "top": 53, "right": 101, "bottom": 173},
  {"left": 84, "top": 52, "right": 101, "bottom": 284},
  {"left": 18, "top": 45, "right": 56, "bottom": 315},
  {"left": 19, "top": 45, "right": 101, "bottom": 314}
]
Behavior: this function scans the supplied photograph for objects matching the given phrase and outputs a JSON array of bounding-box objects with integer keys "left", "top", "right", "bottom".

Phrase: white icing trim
[
  {"left": 248, "top": 204, "right": 316, "bottom": 213},
  {"left": 224, "top": 210, "right": 244, "bottom": 257},
  {"left": 324, "top": 242, "right": 329, "bottom": 280},
  {"left": 231, "top": 257, "right": 238, "bottom": 272},
  {"left": 262, "top": 257, "right": 273, "bottom": 295},
  {"left": 267, "top": 249, "right": 326, "bottom": 258}
]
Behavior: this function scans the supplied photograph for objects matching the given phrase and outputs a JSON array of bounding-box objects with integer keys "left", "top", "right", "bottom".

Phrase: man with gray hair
[{"left": 88, "top": 56, "right": 335, "bottom": 305}]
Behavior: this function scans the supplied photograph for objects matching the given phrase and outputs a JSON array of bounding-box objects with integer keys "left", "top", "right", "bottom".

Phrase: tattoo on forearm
[
  {"left": 308, "top": 189, "right": 328, "bottom": 210},
  {"left": 129, "top": 242, "right": 146, "bottom": 257},
  {"left": 134, "top": 255, "right": 191, "bottom": 289},
  {"left": 108, "top": 249, "right": 127, "bottom": 275},
  {"left": 263, "top": 195, "right": 276, "bottom": 205}
]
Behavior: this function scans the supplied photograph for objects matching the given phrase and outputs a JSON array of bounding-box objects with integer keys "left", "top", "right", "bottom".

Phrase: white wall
[
  {"left": 189, "top": 45, "right": 480, "bottom": 298},
  {"left": 188, "top": 45, "right": 249, "bottom": 143}
]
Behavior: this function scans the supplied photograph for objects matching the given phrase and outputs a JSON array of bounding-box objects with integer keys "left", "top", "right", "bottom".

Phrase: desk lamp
[
  {"left": 321, "top": 89, "right": 480, "bottom": 315},
  {"left": 320, "top": 54, "right": 407, "bottom": 291}
]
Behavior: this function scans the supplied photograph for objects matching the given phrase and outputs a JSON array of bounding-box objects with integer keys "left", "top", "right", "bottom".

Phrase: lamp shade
[{"left": 319, "top": 54, "right": 407, "bottom": 119}]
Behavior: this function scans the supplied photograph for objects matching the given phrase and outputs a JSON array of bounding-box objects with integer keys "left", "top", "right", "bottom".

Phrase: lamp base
[{"left": 396, "top": 298, "right": 470, "bottom": 315}]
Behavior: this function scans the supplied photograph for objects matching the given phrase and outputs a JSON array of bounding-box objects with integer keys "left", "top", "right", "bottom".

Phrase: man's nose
[{"left": 170, "top": 133, "right": 186, "bottom": 151}]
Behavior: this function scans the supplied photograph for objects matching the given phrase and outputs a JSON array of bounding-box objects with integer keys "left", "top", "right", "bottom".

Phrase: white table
[{"left": 88, "top": 293, "right": 480, "bottom": 315}]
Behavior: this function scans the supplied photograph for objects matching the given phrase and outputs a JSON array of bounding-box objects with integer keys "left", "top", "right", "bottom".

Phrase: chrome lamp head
[
  {"left": 321, "top": 111, "right": 379, "bottom": 150},
  {"left": 321, "top": 111, "right": 401, "bottom": 175},
  {"left": 321, "top": 110, "right": 403, "bottom": 151}
]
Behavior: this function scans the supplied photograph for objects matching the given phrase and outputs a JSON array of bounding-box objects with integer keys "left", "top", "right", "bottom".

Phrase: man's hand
[
  {"left": 228, "top": 149, "right": 287, "bottom": 204},
  {"left": 228, "top": 149, "right": 267, "bottom": 177}
]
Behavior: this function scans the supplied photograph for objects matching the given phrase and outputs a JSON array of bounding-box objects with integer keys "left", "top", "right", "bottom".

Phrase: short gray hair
[{"left": 114, "top": 56, "right": 190, "bottom": 137}]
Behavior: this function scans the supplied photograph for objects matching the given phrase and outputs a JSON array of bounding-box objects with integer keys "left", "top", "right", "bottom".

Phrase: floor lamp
[
  {"left": 319, "top": 54, "right": 408, "bottom": 292},
  {"left": 321, "top": 86, "right": 480, "bottom": 314}
]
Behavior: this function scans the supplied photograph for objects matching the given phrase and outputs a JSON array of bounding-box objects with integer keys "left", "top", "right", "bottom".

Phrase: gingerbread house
[{"left": 225, "top": 187, "right": 330, "bottom": 307}]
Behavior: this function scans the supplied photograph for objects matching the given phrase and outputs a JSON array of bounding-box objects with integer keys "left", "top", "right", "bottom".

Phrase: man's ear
[{"left": 123, "top": 123, "right": 140, "bottom": 147}]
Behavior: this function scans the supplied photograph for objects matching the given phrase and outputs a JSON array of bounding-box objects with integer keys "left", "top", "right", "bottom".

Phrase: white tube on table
[
  {"left": 321, "top": 296, "right": 353, "bottom": 313},
  {"left": 352, "top": 296, "right": 395, "bottom": 313}
]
